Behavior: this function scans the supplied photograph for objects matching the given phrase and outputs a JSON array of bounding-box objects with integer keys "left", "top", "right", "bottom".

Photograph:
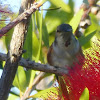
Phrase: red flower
[
  {"left": 61, "top": 44, "right": 100, "bottom": 100},
  {"left": 47, "top": 42, "right": 100, "bottom": 100}
]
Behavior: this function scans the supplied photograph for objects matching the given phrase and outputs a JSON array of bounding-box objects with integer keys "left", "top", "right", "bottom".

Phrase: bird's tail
[{"left": 58, "top": 76, "right": 70, "bottom": 100}]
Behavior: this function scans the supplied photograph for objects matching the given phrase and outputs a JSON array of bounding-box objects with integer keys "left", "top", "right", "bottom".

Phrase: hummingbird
[
  {"left": 47, "top": 24, "right": 84, "bottom": 99},
  {"left": 47, "top": 24, "right": 84, "bottom": 70}
]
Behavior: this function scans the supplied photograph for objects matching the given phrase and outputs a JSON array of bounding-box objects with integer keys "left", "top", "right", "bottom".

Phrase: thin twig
[
  {"left": 40, "top": 7, "right": 61, "bottom": 11},
  {"left": 21, "top": 72, "right": 45, "bottom": 100}
]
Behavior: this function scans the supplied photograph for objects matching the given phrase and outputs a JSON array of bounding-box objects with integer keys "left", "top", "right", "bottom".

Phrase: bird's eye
[{"left": 56, "top": 30, "right": 61, "bottom": 32}]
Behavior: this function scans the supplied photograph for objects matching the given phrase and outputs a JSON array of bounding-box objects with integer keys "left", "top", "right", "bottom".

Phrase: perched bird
[
  {"left": 47, "top": 24, "right": 84, "bottom": 70},
  {"left": 47, "top": 24, "right": 84, "bottom": 99}
]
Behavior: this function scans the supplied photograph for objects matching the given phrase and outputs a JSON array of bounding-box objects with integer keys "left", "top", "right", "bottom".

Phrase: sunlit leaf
[
  {"left": 69, "top": 9, "right": 83, "bottom": 33},
  {"left": 13, "top": 66, "right": 27, "bottom": 92},
  {"left": 45, "top": 1, "right": 74, "bottom": 46},
  {"left": 29, "top": 87, "right": 58, "bottom": 99},
  {"left": 79, "top": 88, "right": 89, "bottom": 100},
  {"left": 68, "top": 0, "right": 74, "bottom": 14},
  {"left": 85, "top": 13, "right": 100, "bottom": 39},
  {"left": 28, "top": 70, "right": 36, "bottom": 87},
  {"left": 49, "top": 0, "right": 71, "bottom": 13},
  {"left": 35, "top": 11, "right": 43, "bottom": 62},
  {"left": 32, "top": 32, "right": 39, "bottom": 59},
  {"left": 35, "top": 12, "right": 49, "bottom": 48},
  {"left": 45, "top": 5, "right": 73, "bottom": 34},
  {"left": 79, "top": 13, "right": 98, "bottom": 49},
  {"left": 79, "top": 30, "right": 96, "bottom": 47}
]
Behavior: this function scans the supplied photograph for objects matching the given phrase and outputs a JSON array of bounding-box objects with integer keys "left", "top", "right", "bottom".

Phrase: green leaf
[
  {"left": 42, "top": 19, "right": 49, "bottom": 47},
  {"left": 45, "top": 2, "right": 73, "bottom": 34},
  {"left": 84, "top": 14, "right": 97, "bottom": 35},
  {"left": 85, "top": 13, "right": 100, "bottom": 39},
  {"left": 45, "top": 1, "right": 74, "bottom": 46},
  {"left": 49, "top": 0, "right": 71, "bottom": 13},
  {"left": 79, "top": 30, "right": 96, "bottom": 47},
  {"left": 29, "top": 87, "right": 58, "bottom": 99},
  {"left": 35, "top": 11, "right": 43, "bottom": 62},
  {"left": 28, "top": 70, "right": 36, "bottom": 87},
  {"left": 79, "top": 88, "right": 89, "bottom": 100},
  {"left": 31, "top": 9, "right": 39, "bottom": 60},
  {"left": 45, "top": 9, "right": 72, "bottom": 34},
  {"left": 78, "top": 13, "right": 98, "bottom": 49},
  {"left": 32, "top": 13, "right": 42, "bottom": 61},
  {"left": 35, "top": 12, "right": 49, "bottom": 48},
  {"left": 69, "top": 9, "right": 84, "bottom": 33},
  {"left": 68, "top": 0, "right": 74, "bottom": 14},
  {"left": 32, "top": 32, "right": 39, "bottom": 59},
  {"left": 79, "top": 14, "right": 98, "bottom": 49},
  {"left": 13, "top": 66, "right": 27, "bottom": 92},
  {"left": 23, "top": 18, "right": 33, "bottom": 59}
]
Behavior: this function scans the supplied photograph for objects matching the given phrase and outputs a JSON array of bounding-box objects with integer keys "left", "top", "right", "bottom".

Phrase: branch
[
  {"left": 21, "top": 72, "right": 45, "bottom": 100},
  {"left": 0, "top": 53, "right": 68, "bottom": 75},
  {"left": 0, "top": 52, "right": 68, "bottom": 100},
  {"left": 0, "top": 0, "right": 41, "bottom": 99},
  {"left": 0, "top": 1, "right": 43, "bottom": 37}
]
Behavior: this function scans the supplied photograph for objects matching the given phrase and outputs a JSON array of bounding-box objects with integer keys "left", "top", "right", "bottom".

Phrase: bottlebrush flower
[
  {"left": 59, "top": 42, "right": 100, "bottom": 100},
  {"left": 47, "top": 42, "right": 100, "bottom": 100}
]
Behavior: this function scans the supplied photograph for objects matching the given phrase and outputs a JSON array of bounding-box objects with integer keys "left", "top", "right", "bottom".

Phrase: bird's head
[{"left": 55, "top": 24, "right": 74, "bottom": 47}]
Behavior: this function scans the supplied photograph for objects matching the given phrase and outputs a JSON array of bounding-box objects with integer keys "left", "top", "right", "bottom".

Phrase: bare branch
[
  {"left": 21, "top": 72, "right": 45, "bottom": 100},
  {"left": 0, "top": 0, "right": 39, "bottom": 99},
  {"left": 0, "top": 52, "right": 68, "bottom": 100},
  {"left": 0, "top": 1, "right": 43, "bottom": 37},
  {"left": 0, "top": 51, "right": 68, "bottom": 99},
  {"left": 0, "top": 53, "right": 6, "bottom": 61},
  {"left": 0, "top": 53, "right": 68, "bottom": 75}
]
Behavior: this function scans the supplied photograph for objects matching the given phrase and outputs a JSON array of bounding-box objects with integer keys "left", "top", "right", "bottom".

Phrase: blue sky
[
  {"left": 1, "top": 0, "right": 83, "bottom": 13},
  {"left": 1, "top": 0, "right": 21, "bottom": 12}
]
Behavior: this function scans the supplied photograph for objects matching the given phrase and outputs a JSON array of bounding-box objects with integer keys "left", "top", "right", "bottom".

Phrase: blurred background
[{"left": 0, "top": 0, "right": 100, "bottom": 100}]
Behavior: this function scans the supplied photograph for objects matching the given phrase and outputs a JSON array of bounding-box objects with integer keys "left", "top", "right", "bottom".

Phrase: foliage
[
  {"left": 0, "top": 0, "right": 100, "bottom": 100},
  {"left": 29, "top": 87, "right": 58, "bottom": 99}
]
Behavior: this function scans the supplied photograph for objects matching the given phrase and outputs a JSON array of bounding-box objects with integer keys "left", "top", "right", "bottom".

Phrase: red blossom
[
  {"left": 61, "top": 44, "right": 100, "bottom": 100},
  {"left": 46, "top": 42, "right": 100, "bottom": 100}
]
